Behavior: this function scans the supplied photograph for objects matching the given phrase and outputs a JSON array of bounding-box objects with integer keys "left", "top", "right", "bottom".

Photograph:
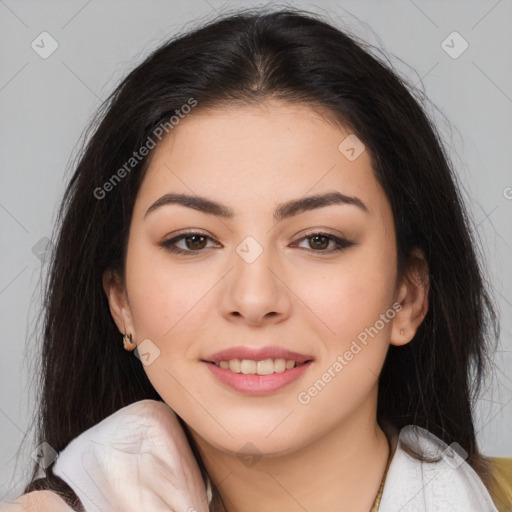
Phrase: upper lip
[{"left": 203, "top": 346, "right": 314, "bottom": 364}]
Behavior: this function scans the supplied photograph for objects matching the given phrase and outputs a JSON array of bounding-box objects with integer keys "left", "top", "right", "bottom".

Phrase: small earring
[
  {"left": 123, "top": 332, "right": 136, "bottom": 351},
  {"left": 400, "top": 328, "right": 405, "bottom": 336},
  {"left": 206, "top": 475, "right": 213, "bottom": 505}
]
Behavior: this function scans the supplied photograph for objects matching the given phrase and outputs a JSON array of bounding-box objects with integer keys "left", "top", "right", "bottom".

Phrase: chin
[{"left": 185, "top": 414, "right": 312, "bottom": 458}]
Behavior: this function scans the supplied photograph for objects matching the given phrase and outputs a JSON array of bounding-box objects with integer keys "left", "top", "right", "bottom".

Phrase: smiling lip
[{"left": 202, "top": 346, "right": 314, "bottom": 396}]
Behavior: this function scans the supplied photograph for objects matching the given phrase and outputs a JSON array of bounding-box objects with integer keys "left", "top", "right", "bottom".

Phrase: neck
[{"left": 191, "top": 398, "right": 392, "bottom": 512}]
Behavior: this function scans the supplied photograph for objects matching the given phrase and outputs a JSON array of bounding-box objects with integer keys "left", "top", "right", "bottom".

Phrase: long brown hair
[{"left": 18, "top": 7, "right": 499, "bottom": 510}]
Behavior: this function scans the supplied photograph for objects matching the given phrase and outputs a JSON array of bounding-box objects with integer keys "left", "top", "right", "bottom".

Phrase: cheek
[
  {"left": 125, "top": 237, "right": 213, "bottom": 345},
  {"left": 290, "top": 240, "right": 397, "bottom": 349},
  {"left": 124, "top": 243, "right": 210, "bottom": 416},
  {"left": 292, "top": 257, "right": 396, "bottom": 433}
]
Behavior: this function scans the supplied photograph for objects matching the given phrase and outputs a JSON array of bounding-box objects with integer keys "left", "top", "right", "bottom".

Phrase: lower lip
[{"left": 204, "top": 361, "right": 313, "bottom": 395}]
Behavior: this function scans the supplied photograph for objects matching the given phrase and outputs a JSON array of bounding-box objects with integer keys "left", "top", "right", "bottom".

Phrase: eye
[
  {"left": 293, "top": 232, "right": 355, "bottom": 253},
  {"left": 160, "top": 232, "right": 220, "bottom": 255}
]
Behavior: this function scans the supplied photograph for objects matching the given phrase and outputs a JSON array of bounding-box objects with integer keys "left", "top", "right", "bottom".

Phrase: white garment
[
  {"left": 53, "top": 400, "right": 210, "bottom": 512},
  {"left": 52, "top": 400, "right": 498, "bottom": 511},
  {"left": 379, "top": 425, "right": 499, "bottom": 512}
]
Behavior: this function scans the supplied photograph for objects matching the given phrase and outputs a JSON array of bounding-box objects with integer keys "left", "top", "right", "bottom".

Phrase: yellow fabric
[{"left": 488, "top": 457, "right": 512, "bottom": 512}]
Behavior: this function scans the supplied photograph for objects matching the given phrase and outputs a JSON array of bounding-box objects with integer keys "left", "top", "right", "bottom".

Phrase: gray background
[{"left": 1, "top": 0, "right": 511, "bottom": 501}]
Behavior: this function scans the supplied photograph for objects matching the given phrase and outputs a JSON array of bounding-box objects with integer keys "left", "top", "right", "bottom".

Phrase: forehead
[{"left": 136, "top": 101, "right": 388, "bottom": 220}]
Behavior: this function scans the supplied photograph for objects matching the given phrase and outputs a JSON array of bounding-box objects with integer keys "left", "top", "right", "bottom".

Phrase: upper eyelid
[{"left": 165, "top": 230, "right": 219, "bottom": 244}]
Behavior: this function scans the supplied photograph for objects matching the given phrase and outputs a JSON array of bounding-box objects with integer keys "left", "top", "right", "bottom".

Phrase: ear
[
  {"left": 390, "top": 247, "right": 429, "bottom": 346},
  {"left": 102, "top": 269, "right": 136, "bottom": 340}
]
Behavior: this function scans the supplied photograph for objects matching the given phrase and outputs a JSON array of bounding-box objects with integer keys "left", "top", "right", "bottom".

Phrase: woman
[{"left": 3, "top": 7, "right": 511, "bottom": 511}]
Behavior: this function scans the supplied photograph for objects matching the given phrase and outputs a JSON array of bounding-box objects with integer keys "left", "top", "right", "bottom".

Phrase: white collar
[{"left": 379, "top": 425, "right": 498, "bottom": 512}]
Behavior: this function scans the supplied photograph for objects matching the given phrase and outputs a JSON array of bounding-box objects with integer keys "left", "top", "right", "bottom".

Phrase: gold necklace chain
[{"left": 369, "top": 431, "right": 393, "bottom": 512}]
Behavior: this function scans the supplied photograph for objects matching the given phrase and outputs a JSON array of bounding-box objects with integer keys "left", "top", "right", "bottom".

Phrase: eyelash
[{"left": 160, "top": 231, "right": 354, "bottom": 255}]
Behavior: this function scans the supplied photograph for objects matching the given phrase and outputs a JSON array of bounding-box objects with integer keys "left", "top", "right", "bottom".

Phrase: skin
[
  {"left": 2, "top": 491, "right": 75, "bottom": 511},
  {"left": 104, "top": 100, "right": 429, "bottom": 512}
]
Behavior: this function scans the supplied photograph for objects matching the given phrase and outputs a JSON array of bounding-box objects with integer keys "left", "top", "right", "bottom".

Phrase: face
[{"left": 106, "top": 100, "right": 420, "bottom": 458}]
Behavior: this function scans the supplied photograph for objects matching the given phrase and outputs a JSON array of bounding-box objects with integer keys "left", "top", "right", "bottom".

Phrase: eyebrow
[{"left": 144, "top": 191, "right": 368, "bottom": 222}]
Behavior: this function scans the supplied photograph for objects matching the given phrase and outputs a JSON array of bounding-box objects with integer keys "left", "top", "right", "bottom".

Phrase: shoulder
[
  {"left": 0, "top": 491, "right": 75, "bottom": 512},
  {"left": 488, "top": 457, "right": 512, "bottom": 512}
]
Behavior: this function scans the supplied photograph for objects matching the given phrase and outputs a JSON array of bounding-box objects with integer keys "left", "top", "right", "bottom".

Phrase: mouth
[{"left": 201, "top": 346, "right": 314, "bottom": 395}]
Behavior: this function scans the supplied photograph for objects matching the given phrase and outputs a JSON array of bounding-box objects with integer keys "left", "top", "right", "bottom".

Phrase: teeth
[
  {"left": 274, "top": 359, "right": 286, "bottom": 373},
  {"left": 215, "top": 358, "right": 300, "bottom": 375},
  {"left": 257, "top": 359, "right": 274, "bottom": 375},
  {"left": 241, "top": 359, "right": 256, "bottom": 374},
  {"left": 229, "top": 359, "right": 241, "bottom": 373}
]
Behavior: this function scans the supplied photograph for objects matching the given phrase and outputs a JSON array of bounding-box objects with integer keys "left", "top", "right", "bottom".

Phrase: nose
[{"left": 219, "top": 239, "right": 293, "bottom": 327}]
